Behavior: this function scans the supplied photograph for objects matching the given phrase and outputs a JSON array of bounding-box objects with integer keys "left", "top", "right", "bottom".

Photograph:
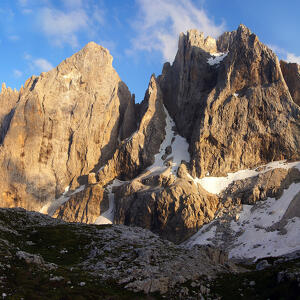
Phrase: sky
[{"left": 1, "top": 0, "right": 300, "bottom": 102}]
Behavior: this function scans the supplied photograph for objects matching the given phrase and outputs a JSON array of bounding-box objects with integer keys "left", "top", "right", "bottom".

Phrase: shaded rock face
[
  {"left": 114, "top": 164, "right": 219, "bottom": 244},
  {"left": 97, "top": 75, "right": 166, "bottom": 186},
  {"left": 0, "top": 42, "right": 136, "bottom": 210},
  {"left": 280, "top": 60, "right": 300, "bottom": 106},
  {"left": 0, "top": 84, "right": 19, "bottom": 144},
  {"left": 158, "top": 25, "right": 300, "bottom": 178},
  {"left": 53, "top": 184, "right": 108, "bottom": 224}
]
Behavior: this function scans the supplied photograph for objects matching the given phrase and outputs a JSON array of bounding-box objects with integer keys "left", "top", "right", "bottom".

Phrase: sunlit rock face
[
  {"left": 0, "top": 42, "right": 136, "bottom": 210},
  {"left": 158, "top": 25, "right": 300, "bottom": 178}
]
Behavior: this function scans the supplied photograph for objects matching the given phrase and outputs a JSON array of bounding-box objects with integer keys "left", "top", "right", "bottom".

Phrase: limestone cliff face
[
  {"left": 50, "top": 75, "right": 167, "bottom": 222},
  {"left": 0, "top": 42, "right": 136, "bottom": 210},
  {"left": 158, "top": 25, "right": 300, "bottom": 178},
  {"left": 280, "top": 60, "right": 300, "bottom": 106},
  {"left": 97, "top": 75, "right": 166, "bottom": 185},
  {"left": 0, "top": 84, "right": 19, "bottom": 144}
]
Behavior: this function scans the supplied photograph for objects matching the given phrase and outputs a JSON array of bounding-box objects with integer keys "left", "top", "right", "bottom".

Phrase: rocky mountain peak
[
  {"left": 159, "top": 24, "right": 300, "bottom": 178},
  {"left": 178, "top": 29, "right": 217, "bottom": 55},
  {"left": 0, "top": 42, "right": 135, "bottom": 211}
]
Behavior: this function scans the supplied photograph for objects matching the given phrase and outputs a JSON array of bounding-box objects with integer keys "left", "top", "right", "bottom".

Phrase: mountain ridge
[{"left": 0, "top": 24, "right": 299, "bottom": 254}]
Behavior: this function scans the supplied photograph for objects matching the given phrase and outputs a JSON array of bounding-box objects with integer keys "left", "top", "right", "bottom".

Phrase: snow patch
[
  {"left": 191, "top": 160, "right": 300, "bottom": 195},
  {"left": 207, "top": 52, "right": 228, "bottom": 66},
  {"left": 185, "top": 223, "right": 217, "bottom": 247},
  {"left": 94, "top": 179, "right": 125, "bottom": 225},
  {"left": 229, "top": 182, "right": 300, "bottom": 260},
  {"left": 147, "top": 106, "right": 190, "bottom": 175},
  {"left": 186, "top": 179, "right": 300, "bottom": 261}
]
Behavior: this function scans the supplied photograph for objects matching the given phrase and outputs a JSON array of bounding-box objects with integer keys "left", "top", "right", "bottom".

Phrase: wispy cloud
[
  {"left": 39, "top": 8, "right": 89, "bottom": 47},
  {"left": 286, "top": 53, "right": 300, "bottom": 64},
  {"left": 13, "top": 69, "right": 23, "bottom": 78},
  {"left": 36, "top": 1, "right": 104, "bottom": 48},
  {"left": 130, "top": 0, "right": 225, "bottom": 62},
  {"left": 62, "top": 0, "right": 83, "bottom": 9},
  {"left": 25, "top": 53, "right": 53, "bottom": 73},
  {"left": 8, "top": 35, "right": 20, "bottom": 41},
  {"left": 18, "top": 0, "right": 28, "bottom": 7},
  {"left": 268, "top": 44, "right": 300, "bottom": 65},
  {"left": 33, "top": 58, "right": 54, "bottom": 72}
]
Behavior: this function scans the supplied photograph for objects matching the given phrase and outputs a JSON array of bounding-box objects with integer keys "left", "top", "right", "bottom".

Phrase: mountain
[
  {"left": 0, "top": 42, "right": 136, "bottom": 211},
  {"left": 0, "top": 24, "right": 300, "bottom": 298}
]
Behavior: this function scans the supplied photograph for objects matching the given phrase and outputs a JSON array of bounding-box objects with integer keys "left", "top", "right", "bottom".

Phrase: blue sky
[{"left": 1, "top": 0, "right": 300, "bottom": 102}]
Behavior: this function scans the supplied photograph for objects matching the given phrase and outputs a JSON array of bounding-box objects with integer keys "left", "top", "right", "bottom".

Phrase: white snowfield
[
  {"left": 192, "top": 160, "right": 300, "bottom": 195},
  {"left": 94, "top": 179, "right": 125, "bottom": 225},
  {"left": 147, "top": 106, "right": 190, "bottom": 176},
  {"left": 207, "top": 52, "right": 228, "bottom": 66},
  {"left": 186, "top": 161, "right": 300, "bottom": 261},
  {"left": 230, "top": 182, "right": 300, "bottom": 260}
]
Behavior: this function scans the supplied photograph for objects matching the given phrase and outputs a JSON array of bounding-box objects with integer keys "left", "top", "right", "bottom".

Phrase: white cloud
[
  {"left": 40, "top": 8, "right": 89, "bottom": 47},
  {"left": 268, "top": 44, "right": 300, "bottom": 65},
  {"left": 286, "top": 53, "right": 300, "bottom": 65},
  {"left": 13, "top": 70, "right": 23, "bottom": 78},
  {"left": 33, "top": 58, "right": 54, "bottom": 72},
  {"left": 131, "top": 0, "right": 225, "bottom": 62}
]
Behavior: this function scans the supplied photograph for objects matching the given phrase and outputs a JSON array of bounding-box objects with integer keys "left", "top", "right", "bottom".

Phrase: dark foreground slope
[{"left": 1, "top": 208, "right": 300, "bottom": 299}]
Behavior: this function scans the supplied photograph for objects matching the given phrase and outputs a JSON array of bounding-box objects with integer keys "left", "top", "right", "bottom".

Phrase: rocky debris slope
[
  {"left": 158, "top": 24, "right": 300, "bottom": 178},
  {"left": 280, "top": 60, "right": 300, "bottom": 106},
  {"left": 0, "top": 208, "right": 237, "bottom": 299},
  {"left": 0, "top": 42, "right": 136, "bottom": 211}
]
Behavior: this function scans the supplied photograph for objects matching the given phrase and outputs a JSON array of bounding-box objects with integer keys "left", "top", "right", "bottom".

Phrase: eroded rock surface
[
  {"left": 158, "top": 25, "right": 300, "bottom": 178},
  {"left": 280, "top": 60, "right": 300, "bottom": 106},
  {"left": 114, "top": 164, "right": 219, "bottom": 243},
  {"left": 0, "top": 42, "right": 136, "bottom": 210}
]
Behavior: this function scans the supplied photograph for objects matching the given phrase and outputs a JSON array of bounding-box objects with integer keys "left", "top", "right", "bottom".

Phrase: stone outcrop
[
  {"left": 0, "top": 42, "right": 136, "bottom": 210},
  {"left": 280, "top": 60, "right": 300, "bottom": 106},
  {"left": 158, "top": 24, "right": 300, "bottom": 178},
  {"left": 114, "top": 164, "right": 219, "bottom": 243},
  {"left": 221, "top": 167, "right": 300, "bottom": 206},
  {"left": 53, "top": 183, "right": 108, "bottom": 223}
]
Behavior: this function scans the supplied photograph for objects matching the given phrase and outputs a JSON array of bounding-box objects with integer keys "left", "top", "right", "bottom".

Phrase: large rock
[
  {"left": 158, "top": 24, "right": 300, "bottom": 178},
  {"left": 53, "top": 75, "right": 167, "bottom": 222},
  {"left": 222, "top": 167, "right": 300, "bottom": 206},
  {"left": 280, "top": 60, "right": 300, "bottom": 106},
  {"left": 53, "top": 183, "right": 108, "bottom": 223},
  {"left": 0, "top": 42, "right": 136, "bottom": 210},
  {"left": 114, "top": 164, "right": 219, "bottom": 243}
]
